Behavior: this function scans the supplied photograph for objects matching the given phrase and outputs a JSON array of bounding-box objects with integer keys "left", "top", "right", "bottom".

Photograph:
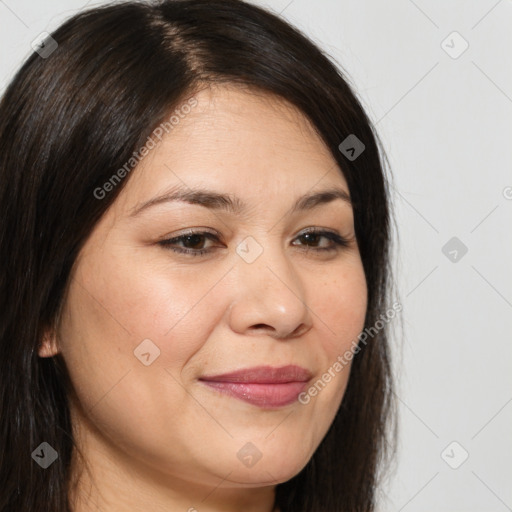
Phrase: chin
[{"left": 227, "top": 455, "right": 311, "bottom": 487}]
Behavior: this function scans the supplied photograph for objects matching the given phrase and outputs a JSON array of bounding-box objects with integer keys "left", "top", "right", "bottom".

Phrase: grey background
[{"left": 1, "top": 0, "right": 511, "bottom": 510}]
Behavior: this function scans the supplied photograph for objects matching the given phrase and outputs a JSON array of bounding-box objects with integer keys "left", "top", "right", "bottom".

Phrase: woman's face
[{"left": 41, "top": 85, "right": 367, "bottom": 502}]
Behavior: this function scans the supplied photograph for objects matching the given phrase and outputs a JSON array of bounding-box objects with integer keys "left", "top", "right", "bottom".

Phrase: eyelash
[{"left": 158, "top": 228, "right": 351, "bottom": 257}]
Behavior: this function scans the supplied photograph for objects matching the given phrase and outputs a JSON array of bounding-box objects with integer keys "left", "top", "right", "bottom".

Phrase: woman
[{"left": 0, "top": 1, "right": 397, "bottom": 510}]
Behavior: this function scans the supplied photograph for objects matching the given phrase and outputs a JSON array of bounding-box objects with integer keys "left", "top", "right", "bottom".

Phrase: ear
[{"left": 38, "top": 329, "right": 60, "bottom": 358}]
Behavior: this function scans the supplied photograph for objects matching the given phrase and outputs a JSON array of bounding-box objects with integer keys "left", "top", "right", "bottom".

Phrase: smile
[{"left": 199, "top": 365, "right": 312, "bottom": 408}]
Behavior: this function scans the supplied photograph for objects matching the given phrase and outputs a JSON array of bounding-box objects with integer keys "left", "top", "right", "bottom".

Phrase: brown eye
[
  {"left": 159, "top": 231, "right": 221, "bottom": 256},
  {"left": 292, "top": 229, "right": 350, "bottom": 252}
]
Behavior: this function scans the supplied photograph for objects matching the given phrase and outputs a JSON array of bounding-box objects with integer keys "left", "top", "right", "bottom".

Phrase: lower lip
[{"left": 200, "top": 381, "right": 308, "bottom": 408}]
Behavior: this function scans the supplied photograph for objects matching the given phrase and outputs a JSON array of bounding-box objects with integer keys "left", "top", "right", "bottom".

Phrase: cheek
[
  {"left": 312, "top": 260, "right": 368, "bottom": 357},
  {"left": 296, "top": 259, "right": 367, "bottom": 408},
  {"left": 77, "top": 251, "right": 221, "bottom": 341},
  {"left": 56, "top": 264, "right": 217, "bottom": 458},
  {"left": 57, "top": 253, "right": 232, "bottom": 405}
]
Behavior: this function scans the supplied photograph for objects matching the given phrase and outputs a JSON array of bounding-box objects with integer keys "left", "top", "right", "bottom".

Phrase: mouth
[{"left": 198, "top": 365, "right": 312, "bottom": 409}]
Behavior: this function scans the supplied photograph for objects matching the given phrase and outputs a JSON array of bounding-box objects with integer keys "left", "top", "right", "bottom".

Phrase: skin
[{"left": 39, "top": 84, "right": 368, "bottom": 512}]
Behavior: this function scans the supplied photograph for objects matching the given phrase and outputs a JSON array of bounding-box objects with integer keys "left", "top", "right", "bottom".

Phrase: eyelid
[
  {"left": 160, "top": 226, "right": 346, "bottom": 241},
  {"left": 158, "top": 226, "right": 353, "bottom": 257}
]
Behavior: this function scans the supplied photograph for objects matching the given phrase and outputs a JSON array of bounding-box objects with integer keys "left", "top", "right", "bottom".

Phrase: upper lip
[{"left": 199, "top": 365, "right": 312, "bottom": 384}]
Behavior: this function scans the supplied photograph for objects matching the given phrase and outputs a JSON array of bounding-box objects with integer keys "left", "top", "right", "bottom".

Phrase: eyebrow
[{"left": 128, "top": 184, "right": 351, "bottom": 218}]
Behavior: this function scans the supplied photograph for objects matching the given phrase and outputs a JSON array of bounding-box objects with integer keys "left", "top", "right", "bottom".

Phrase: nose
[{"left": 227, "top": 240, "right": 313, "bottom": 340}]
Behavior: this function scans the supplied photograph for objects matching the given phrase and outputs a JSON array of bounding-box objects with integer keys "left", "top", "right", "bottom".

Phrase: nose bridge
[{"left": 228, "top": 232, "right": 312, "bottom": 338}]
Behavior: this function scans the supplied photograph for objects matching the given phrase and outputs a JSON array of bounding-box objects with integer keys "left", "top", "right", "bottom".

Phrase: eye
[
  {"left": 158, "top": 228, "right": 351, "bottom": 257},
  {"left": 158, "top": 230, "right": 220, "bottom": 257},
  {"left": 291, "top": 228, "right": 351, "bottom": 253}
]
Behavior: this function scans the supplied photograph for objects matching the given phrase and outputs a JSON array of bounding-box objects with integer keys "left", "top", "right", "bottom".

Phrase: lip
[
  {"left": 200, "top": 365, "right": 312, "bottom": 383},
  {"left": 199, "top": 365, "right": 312, "bottom": 408}
]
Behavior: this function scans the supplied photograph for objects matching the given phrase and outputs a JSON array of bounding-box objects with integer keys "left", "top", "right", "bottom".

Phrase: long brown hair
[{"left": 0, "top": 1, "right": 397, "bottom": 510}]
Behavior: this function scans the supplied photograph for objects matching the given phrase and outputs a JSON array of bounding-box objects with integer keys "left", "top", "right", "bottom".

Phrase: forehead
[{"left": 114, "top": 84, "right": 349, "bottom": 215}]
